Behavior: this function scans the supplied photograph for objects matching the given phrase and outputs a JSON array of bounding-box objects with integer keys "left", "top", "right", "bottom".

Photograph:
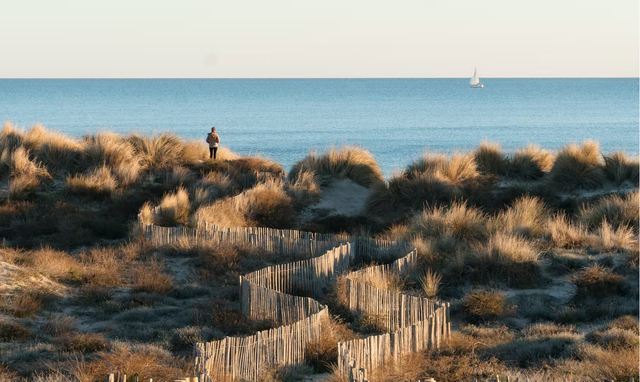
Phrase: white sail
[{"left": 470, "top": 67, "right": 479, "bottom": 85}]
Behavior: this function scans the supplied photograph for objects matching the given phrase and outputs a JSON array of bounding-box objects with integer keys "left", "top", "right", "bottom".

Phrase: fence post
[{"left": 106, "top": 374, "right": 115, "bottom": 382}]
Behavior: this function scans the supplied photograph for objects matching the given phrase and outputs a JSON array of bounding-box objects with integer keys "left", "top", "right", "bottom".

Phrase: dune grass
[
  {"left": 287, "top": 169, "right": 321, "bottom": 209},
  {"left": 66, "top": 166, "right": 118, "bottom": 197},
  {"left": 474, "top": 141, "right": 509, "bottom": 175},
  {"left": 494, "top": 196, "right": 548, "bottom": 238},
  {"left": 155, "top": 187, "right": 191, "bottom": 226},
  {"left": 410, "top": 201, "right": 488, "bottom": 242},
  {"left": 578, "top": 191, "right": 639, "bottom": 231},
  {"left": 289, "top": 146, "right": 384, "bottom": 188},
  {"left": 603, "top": 151, "right": 639, "bottom": 185},
  {"left": 509, "top": 144, "right": 554, "bottom": 180},
  {"left": 549, "top": 140, "right": 606, "bottom": 190}
]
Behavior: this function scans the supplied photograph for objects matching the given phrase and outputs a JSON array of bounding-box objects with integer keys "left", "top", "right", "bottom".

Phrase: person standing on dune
[{"left": 206, "top": 127, "right": 220, "bottom": 159}]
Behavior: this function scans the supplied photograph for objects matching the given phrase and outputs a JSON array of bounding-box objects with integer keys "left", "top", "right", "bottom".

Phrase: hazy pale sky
[{"left": 1, "top": 0, "right": 638, "bottom": 78}]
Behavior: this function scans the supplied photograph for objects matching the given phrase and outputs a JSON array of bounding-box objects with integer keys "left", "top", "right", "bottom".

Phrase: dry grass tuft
[
  {"left": 572, "top": 264, "right": 626, "bottom": 299},
  {"left": 463, "top": 289, "right": 506, "bottom": 322},
  {"left": 549, "top": 140, "right": 605, "bottom": 190},
  {"left": 495, "top": 196, "right": 548, "bottom": 238},
  {"left": 289, "top": 146, "right": 384, "bottom": 188},
  {"left": 287, "top": 169, "right": 321, "bottom": 209},
  {"left": 156, "top": 187, "right": 191, "bottom": 226},
  {"left": 469, "top": 233, "right": 542, "bottom": 288},
  {"left": 0, "top": 320, "right": 32, "bottom": 341},
  {"left": 61, "top": 332, "right": 111, "bottom": 353},
  {"left": 83, "top": 132, "right": 136, "bottom": 168},
  {"left": 420, "top": 268, "right": 442, "bottom": 298},
  {"left": 24, "top": 125, "right": 86, "bottom": 173},
  {"left": 65, "top": 165, "right": 118, "bottom": 197},
  {"left": 8, "top": 173, "right": 40, "bottom": 200},
  {"left": 198, "top": 179, "right": 294, "bottom": 228},
  {"left": 571, "top": 343, "right": 639, "bottom": 381},
  {"left": 474, "top": 140, "right": 509, "bottom": 175},
  {"left": 593, "top": 220, "right": 637, "bottom": 253},
  {"left": 196, "top": 171, "right": 238, "bottom": 199},
  {"left": 578, "top": 191, "right": 639, "bottom": 231},
  {"left": 603, "top": 151, "right": 639, "bottom": 185},
  {"left": 410, "top": 201, "right": 488, "bottom": 242},
  {"left": 128, "top": 133, "right": 186, "bottom": 170},
  {"left": 545, "top": 213, "right": 591, "bottom": 249},
  {"left": 229, "top": 155, "right": 285, "bottom": 176},
  {"left": 509, "top": 144, "right": 554, "bottom": 179},
  {"left": 305, "top": 316, "right": 357, "bottom": 372},
  {"left": 365, "top": 171, "right": 457, "bottom": 217},
  {"left": 133, "top": 258, "right": 173, "bottom": 294},
  {"left": 0, "top": 122, "right": 25, "bottom": 153},
  {"left": 586, "top": 327, "right": 639, "bottom": 350}
]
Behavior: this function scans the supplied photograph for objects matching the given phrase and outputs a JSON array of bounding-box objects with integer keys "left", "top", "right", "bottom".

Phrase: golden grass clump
[
  {"left": 304, "top": 316, "right": 358, "bottom": 372},
  {"left": 0, "top": 122, "right": 25, "bottom": 153},
  {"left": 509, "top": 144, "right": 554, "bottom": 180},
  {"left": 545, "top": 213, "right": 591, "bottom": 249},
  {"left": 24, "top": 125, "right": 86, "bottom": 173},
  {"left": 469, "top": 232, "right": 542, "bottom": 288},
  {"left": 289, "top": 146, "right": 384, "bottom": 188},
  {"left": 474, "top": 140, "right": 509, "bottom": 175},
  {"left": 83, "top": 132, "right": 136, "bottom": 168},
  {"left": 572, "top": 264, "right": 625, "bottom": 300},
  {"left": 65, "top": 165, "right": 118, "bottom": 197},
  {"left": 133, "top": 258, "right": 174, "bottom": 294},
  {"left": 406, "top": 151, "right": 479, "bottom": 185},
  {"left": 229, "top": 155, "right": 285, "bottom": 176},
  {"left": 8, "top": 174, "right": 40, "bottom": 201},
  {"left": 570, "top": 343, "right": 639, "bottom": 381},
  {"left": 603, "top": 151, "right": 639, "bottom": 185},
  {"left": 365, "top": 171, "right": 457, "bottom": 217},
  {"left": 495, "top": 196, "right": 548, "bottom": 238},
  {"left": 578, "top": 191, "right": 639, "bottom": 231},
  {"left": 3, "top": 146, "right": 50, "bottom": 178},
  {"left": 155, "top": 187, "right": 191, "bottom": 226},
  {"left": 128, "top": 133, "right": 186, "bottom": 170},
  {"left": 549, "top": 140, "right": 606, "bottom": 190},
  {"left": 287, "top": 169, "right": 321, "bottom": 209},
  {"left": 420, "top": 268, "right": 442, "bottom": 299},
  {"left": 196, "top": 171, "right": 238, "bottom": 199},
  {"left": 198, "top": 179, "right": 294, "bottom": 228},
  {"left": 410, "top": 201, "right": 488, "bottom": 242},
  {"left": 350, "top": 269, "right": 405, "bottom": 293},
  {"left": 463, "top": 289, "right": 506, "bottom": 322},
  {"left": 593, "top": 220, "right": 638, "bottom": 253}
]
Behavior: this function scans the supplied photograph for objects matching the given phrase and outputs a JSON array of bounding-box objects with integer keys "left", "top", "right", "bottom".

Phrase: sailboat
[{"left": 470, "top": 67, "right": 484, "bottom": 88}]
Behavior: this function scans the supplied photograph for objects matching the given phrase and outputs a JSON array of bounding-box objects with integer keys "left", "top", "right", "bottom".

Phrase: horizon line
[{"left": 1, "top": 76, "right": 639, "bottom": 80}]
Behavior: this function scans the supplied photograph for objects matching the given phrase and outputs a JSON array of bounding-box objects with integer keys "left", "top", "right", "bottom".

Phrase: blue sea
[{"left": 1, "top": 79, "right": 638, "bottom": 175}]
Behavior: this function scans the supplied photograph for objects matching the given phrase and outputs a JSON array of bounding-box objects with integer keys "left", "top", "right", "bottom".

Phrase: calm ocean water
[{"left": 1, "top": 79, "right": 638, "bottom": 175}]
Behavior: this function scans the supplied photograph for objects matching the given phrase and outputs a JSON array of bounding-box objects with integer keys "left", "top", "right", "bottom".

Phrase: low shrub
[
  {"left": 133, "top": 258, "right": 174, "bottom": 294},
  {"left": 572, "top": 264, "right": 626, "bottom": 300},
  {"left": 61, "top": 332, "right": 111, "bottom": 353},
  {"left": 463, "top": 290, "right": 505, "bottom": 322},
  {"left": 586, "top": 327, "right": 639, "bottom": 349},
  {"left": 549, "top": 140, "right": 605, "bottom": 190},
  {"left": 289, "top": 146, "right": 384, "bottom": 188},
  {"left": 0, "top": 320, "right": 32, "bottom": 341},
  {"left": 608, "top": 315, "right": 639, "bottom": 334}
]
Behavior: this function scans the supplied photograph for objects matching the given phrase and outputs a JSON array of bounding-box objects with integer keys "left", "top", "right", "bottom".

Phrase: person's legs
[
  {"left": 213, "top": 147, "right": 218, "bottom": 159},
  {"left": 209, "top": 147, "right": 213, "bottom": 159}
]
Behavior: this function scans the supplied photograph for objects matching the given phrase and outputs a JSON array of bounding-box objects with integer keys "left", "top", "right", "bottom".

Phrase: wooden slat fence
[
  {"left": 194, "top": 243, "right": 351, "bottom": 381},
  {"left": 337, "top": 249, "right": 451, "bottom": 382}
]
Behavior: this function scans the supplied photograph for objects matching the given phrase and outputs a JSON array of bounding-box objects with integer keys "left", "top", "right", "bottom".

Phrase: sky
[{"left": 1, "top": 0, "right": 638, "bottom": 78}]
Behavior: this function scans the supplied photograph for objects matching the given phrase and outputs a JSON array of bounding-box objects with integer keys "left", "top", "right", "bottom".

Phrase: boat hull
[{"left": 470, "top": 83, "right": 484, "bottom": 88}]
